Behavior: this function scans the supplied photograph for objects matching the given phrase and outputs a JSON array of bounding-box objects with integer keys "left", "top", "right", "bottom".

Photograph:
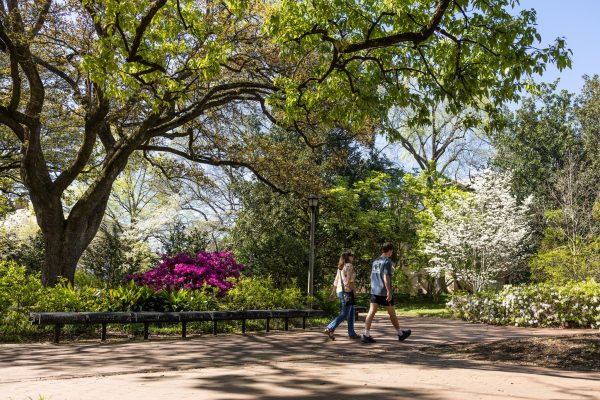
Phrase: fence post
[{"left": 53, "top": 324, "right": 61, "bottom": 344}]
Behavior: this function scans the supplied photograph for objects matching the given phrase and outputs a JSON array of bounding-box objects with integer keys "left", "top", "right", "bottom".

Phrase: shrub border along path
[
  {"left": 2, "top": 316, "right": 598, "bottom": 400},
  {"left": 447, "top": 280, "right": 600, "bottom": 328}
]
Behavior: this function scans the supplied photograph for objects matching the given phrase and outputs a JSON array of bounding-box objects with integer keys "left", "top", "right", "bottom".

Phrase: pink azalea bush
[{"left": 128, "top": 251, "right": 244, "bottom": 295}]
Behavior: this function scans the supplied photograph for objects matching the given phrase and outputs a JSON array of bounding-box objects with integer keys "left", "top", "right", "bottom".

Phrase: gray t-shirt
[{"left": 371, "top": 256, "right": 393, "bottom": 296}]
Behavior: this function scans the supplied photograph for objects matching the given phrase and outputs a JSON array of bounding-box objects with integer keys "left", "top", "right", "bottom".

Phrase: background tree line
[{"left": 0, "top": 0, "right": 584, "bottom": 295}]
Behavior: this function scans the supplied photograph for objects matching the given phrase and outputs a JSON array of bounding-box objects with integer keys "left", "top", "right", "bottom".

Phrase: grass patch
[
  {"left": 353, "top": 293, "right": 453, "bottom": 318},
  {"left": 349, "top": 293, "right": 453, "bottom": 318},
  {"left": 395, "top": 294, "right": 452, "bottom": 317},
  {"left": 393, "top": 307, "right": 452, "bottom": 318}
]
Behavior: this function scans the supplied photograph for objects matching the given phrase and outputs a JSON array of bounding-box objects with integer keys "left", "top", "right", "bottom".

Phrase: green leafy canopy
[{"left": 266, "top": 0, "right": 572, "bottom": 129}]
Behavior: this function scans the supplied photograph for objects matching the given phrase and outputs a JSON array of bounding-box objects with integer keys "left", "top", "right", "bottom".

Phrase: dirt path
[{"left": 2, "top": 316, "right": 598, "bottom": 399}]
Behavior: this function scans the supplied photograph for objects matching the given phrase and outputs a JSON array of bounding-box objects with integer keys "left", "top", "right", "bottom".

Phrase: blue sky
[{"left": 525, "top": 0, "right": 600, "bottom": 93}]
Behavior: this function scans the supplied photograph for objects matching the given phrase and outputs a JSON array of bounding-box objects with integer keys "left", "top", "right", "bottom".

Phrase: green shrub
[
  {"left": 222, "top": 276, "right": 306, "bottom": 310},
  {"left": 0, "top": 231, "right": 45, "bottom": 274},
  {"left": 74, "top": 269, "right": 109, "bottom": 288},
  {"left": 102, "top": 281, "right": 156, "bottom": 311},
  {"left": 41, "top": 281, "right": 105, "bottom": 312},
  {"left": 156, "top": 287, "right": 217, "bottom": 311},
  {"left": 0, "top": 261, "right": 44, "bottom": 336},
  {"left": 447, "top": 280, "right": 600, "bottom": 328},
  {"left": 0, "top": 265, "right": 319, "bottom": 341},
  {"left": 102, "top": 281, "right": 218, "bottom": 312},
  {"left": 310, "top": 288, "right": 340, "bottom": 317},
  {"left": 530, "top": 240, "right": 600, "bottom": 283},
  {"left": 79, "top": 223, "right": 159, "bottom": 287}
]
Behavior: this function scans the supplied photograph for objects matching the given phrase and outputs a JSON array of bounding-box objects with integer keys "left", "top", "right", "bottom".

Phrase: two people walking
[{"left": 324, "top": 242, "right": 411, "bottom": 343}]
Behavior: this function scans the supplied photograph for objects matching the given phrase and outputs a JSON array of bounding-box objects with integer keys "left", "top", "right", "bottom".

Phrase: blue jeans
[{"left": 326, "top": 292, "right": 357, "bottom": 336}]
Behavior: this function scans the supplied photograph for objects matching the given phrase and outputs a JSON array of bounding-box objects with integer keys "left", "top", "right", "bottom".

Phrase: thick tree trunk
[
  {"left": 42, "top": 229, "right": 81, "bottom": 286},
  {"left": 38, "top": 190, "right": 111, "bottom": 286}
]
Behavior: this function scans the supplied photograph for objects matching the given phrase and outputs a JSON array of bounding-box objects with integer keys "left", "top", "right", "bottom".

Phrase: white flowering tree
[{"left": 424, "top": 170, "right": 532, "bottom": 292}]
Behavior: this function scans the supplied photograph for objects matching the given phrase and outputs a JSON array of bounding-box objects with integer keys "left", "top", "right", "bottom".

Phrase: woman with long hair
[{"left": 323, "top": 250, "right": 359, "bottom": 340}]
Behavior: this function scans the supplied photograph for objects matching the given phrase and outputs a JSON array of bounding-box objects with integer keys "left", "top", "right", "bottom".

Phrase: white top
[{"left": 334, "top": 263, "right": 356, "bottom": 293}]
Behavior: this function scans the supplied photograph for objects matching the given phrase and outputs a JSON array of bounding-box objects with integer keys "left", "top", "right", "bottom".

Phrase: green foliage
[
  {"left": 527, "top": 155, "right": 600, "bottom": 284},
  {"left": 394, "top": 294, "right": 451, "bottom": 318},
  {"left": 399, "top": 170, "right": 466, "bottom": 295},
  {"left": 158, "top": 221, "right": 210, "bottom": 257},
  {"left": 222, "top": 276, "right": 306, "bottom": 310},
  {"left": 530, "top": 239, "right": 600, "bottom": 284},
  {"left": 310, "top": 288, "right": 341, "bottom": 317},
  {"left": 74, "top": 269, "right": 108, "bottom": 288},
  {"left": 80, "top": 0, "right": 246, "bottom": 106},
  {"left": 448, "top": 280, "right": 600, "bottom": 328},
  {"left": 42, "top": 283, "right": 105, "bottom": 312},
  {"left": 229, "top": 139, "right": 398, "bottom": 291},
  {"left": 490, "top": 78, "right": 600, "bottom": 288},
  {"left": 79, "top": 223, "right": 159, "bottom": 286},
  {"left": 0, "top": 230, "right": 45, "bottom": 274},
  {"left": 322, "top": 171, "right": 414, "bottom": 287},
  {"left": 229, "top": 181, "right": 308, "bottom": 288},
  {"left": 267, "top": 0, "right": 572, "bottom": 131},
  {"left": 392, "top": 267, "right": 414, "bottom": 296},
  {"left": 0, "top": 261, "right": 44, "bottom": 336},
  {"left": 575, "top": 75, "right": 600, "bottom": 170},
  {"left": 0, "top": 264, "right": 316, "bottom": 341},
  {"left": 491, "top": 82, "right": 580, "bottom": 202},
  {"left": 101, "top": 280, "right": 218, "bottom": 312},
  {"left": 1, "top": 0, "right": 574, "bottom": 288},
  {"left": 230, "top": 167, "right": 466, "bottom": 296},
  {"left": 158, "top": 287, "right": 218, "bottom": 312},
  {"left": 402, "top": 169, "right": 464, "bottom": 253},
  {"left": 102, "top": 281, "right": 157, "bottom": 311}
]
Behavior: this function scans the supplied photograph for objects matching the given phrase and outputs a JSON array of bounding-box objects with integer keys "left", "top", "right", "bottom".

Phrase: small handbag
[{"left": 339, "top": 268, "right": 356, "bottom": 306}]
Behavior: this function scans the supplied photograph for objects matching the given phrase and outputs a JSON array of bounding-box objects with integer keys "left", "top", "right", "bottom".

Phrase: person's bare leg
[
  {"left": 386, "top": 304, "right": 400, "bottom": 331},
  {"left": 364, "top": 302, "right": 378, "bottom": 331}
]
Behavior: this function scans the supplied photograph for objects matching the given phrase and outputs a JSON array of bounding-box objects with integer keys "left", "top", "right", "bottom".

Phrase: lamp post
[{"left": 307, "top": 194, "right": 319, "bottom": 297}]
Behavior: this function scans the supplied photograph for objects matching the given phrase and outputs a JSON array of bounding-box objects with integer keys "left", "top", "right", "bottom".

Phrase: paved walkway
[{"left": 2, "top": 316, "right": 598, "bottom": 399}]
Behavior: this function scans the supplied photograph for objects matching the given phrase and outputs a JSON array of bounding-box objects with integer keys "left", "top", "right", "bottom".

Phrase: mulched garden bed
[{"left": 421, "top": 334, "right": 600, "bottom": 371}]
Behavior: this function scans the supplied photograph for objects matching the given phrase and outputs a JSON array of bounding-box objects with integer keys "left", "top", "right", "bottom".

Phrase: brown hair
[
  {"left": 337, "top": 250, "right": 354, "bottom": 270},
  {"left": 381, "top": 242, "right": 394, "bottom": 253}
]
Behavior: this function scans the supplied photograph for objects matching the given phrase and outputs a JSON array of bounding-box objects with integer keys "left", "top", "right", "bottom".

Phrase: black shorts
[{"left": 370, "top": 294, "right": 394, "bottom": 307}]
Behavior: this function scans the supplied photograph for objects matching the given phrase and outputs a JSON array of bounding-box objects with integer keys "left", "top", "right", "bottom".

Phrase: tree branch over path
[
  {"left": 341, "top": 0, "right": 450, "bottom": 53},
  {"left": 140, "top": 144, "right": 288, "bottom": 194}
]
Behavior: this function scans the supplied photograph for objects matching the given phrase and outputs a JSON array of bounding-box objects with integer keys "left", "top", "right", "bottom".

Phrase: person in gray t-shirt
[
  {"left": 361, "top": 242, "right": 412, "bottom": 344},
  {"left": 370, "top": 255, "right": 393, "bottom": 296}
]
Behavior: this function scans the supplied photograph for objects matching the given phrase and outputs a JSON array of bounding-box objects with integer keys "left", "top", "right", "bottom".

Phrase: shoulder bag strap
[{"left": 339, "top": 266, "right": 346, "bottom": 293}]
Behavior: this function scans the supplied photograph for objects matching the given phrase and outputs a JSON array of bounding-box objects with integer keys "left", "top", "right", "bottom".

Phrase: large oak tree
[{"left": 0, "top": 0, "right": 569, "bottom": 285}]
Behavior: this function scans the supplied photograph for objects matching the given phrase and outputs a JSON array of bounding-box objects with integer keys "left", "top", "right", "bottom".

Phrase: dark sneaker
[
  {"left": 361, "top": 335, "right": 376, "bottom": 343},
  {"left": 348, "top": 334, "right": 360, "bottom": 339},
  {"left": 398, "top": 329, "right": 412, "bottom": 341},
  {"left": 322, "top": 328, "right": 335, "bottom": 341}
]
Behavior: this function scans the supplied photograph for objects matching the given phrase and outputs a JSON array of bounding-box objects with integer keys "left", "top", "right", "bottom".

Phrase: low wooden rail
[
  {"left": 354, "top": 306, "right": 367, "bottom": 321},
  {"left": 30, "top": 309, "right": 326, "bottom": 343}
]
